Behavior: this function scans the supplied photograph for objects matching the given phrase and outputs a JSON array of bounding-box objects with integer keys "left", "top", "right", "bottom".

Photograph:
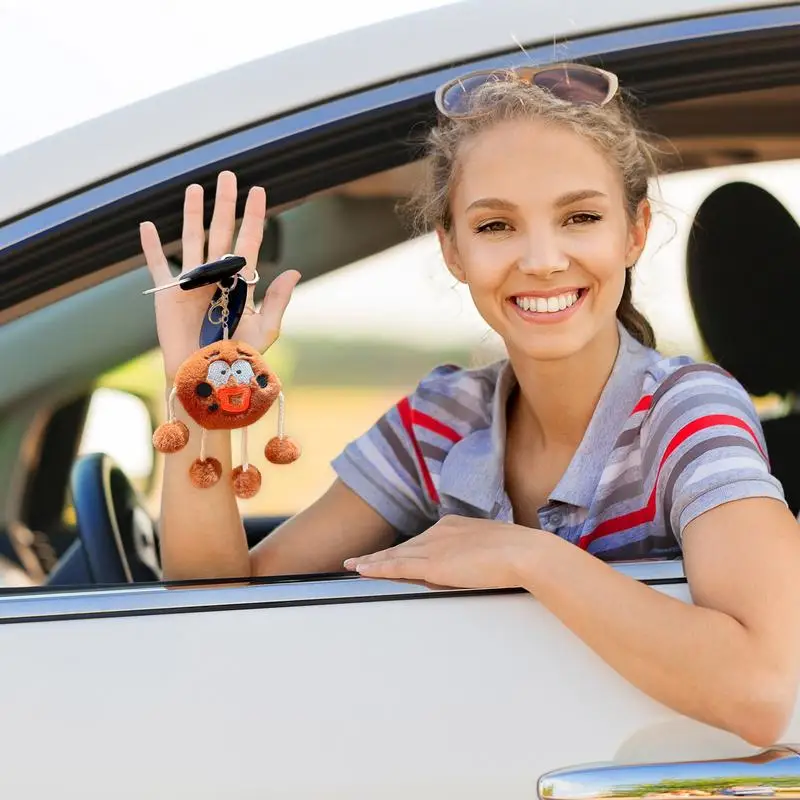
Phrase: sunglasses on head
[{"left": 434, "top": 63, "right": 619, "bottom": 120}]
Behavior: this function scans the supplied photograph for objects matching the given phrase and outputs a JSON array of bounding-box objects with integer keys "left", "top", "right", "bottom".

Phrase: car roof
[{"left": 0, "top": 0, "right": 786, "bottom": 224}]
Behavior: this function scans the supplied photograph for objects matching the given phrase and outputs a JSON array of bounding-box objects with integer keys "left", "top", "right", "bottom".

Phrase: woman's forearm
[
  {"left": 520, "top": 535, "right": 792, "bottom": 745},
  {"left": 159, "top": 388, "right": 251, "bottom": 580}
]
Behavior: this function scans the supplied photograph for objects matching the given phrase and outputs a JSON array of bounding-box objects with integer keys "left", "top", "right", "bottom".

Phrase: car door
[{"left": 1, "top": 5, "right": 800, "bottom": 798}]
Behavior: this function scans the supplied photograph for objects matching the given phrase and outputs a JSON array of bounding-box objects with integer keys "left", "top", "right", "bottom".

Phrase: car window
[{"left": 83, "top": 155, "right": 800, "bottom": 521}]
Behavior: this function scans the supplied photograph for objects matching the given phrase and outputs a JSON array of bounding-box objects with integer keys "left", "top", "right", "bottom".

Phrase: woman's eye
[
  {"left": 206, "top": 360, "right": 231, "bottom": 388},
  {"left": 476, "top": 220, "right": 511, "bottom": 234},
  {"left": 566, "top": 212, "right": 602, "bottom": 226},
  {"left": 230, "top": 359, "right": 255, "bottom": 385}
]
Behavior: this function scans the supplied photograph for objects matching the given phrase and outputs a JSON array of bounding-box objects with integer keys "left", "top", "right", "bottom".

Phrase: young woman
[{"left": 140, "top": 64, "right": 800, "bottom": 746}]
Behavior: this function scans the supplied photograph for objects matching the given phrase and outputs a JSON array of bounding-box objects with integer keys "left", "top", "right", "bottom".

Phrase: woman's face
[{"left": 440, "top": 118, "right": 649, "bottom": 362}]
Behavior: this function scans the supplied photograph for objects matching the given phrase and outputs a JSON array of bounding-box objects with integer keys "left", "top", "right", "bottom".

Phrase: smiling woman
[{"left": 138, "top": 60, "right": 800, "bottom": 748}]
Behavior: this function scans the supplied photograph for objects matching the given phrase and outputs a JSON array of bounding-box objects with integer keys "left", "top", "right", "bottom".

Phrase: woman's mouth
[{"left": 509, "top": 288, "right": 588, "bottom": 323}]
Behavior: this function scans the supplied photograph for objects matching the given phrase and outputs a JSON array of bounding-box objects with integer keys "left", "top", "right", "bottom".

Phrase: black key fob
[
  {"left": 179, "top": 254, "right": 247, "bottom": 291},
  {"left": 199, "top": 277, "right": 248, "bottom": 347}
]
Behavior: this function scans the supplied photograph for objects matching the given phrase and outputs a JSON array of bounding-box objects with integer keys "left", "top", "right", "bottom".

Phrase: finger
[
  {"left": 344, "top": 542, "right": 426, "bottom": 570},
  {"left": 139, "top": 222, "right": 172, "bottom": 286},
  {"left": 343, "top": 550, "right": 391, "bottom": 570},
  {"left": 258, "top": 269, "right": 301, "bottom": 349},
  {"left": 354, "top": 557, "right": 429, "bottom": 581},
  {"left": 207, "top": 171, "right": 238, "bottom": 261},
  {"left": 181, "top": 184, "right": 206, "bottom": 273},
  {"left": 234, "top": 186, "right": 266, "bottom": 285}
]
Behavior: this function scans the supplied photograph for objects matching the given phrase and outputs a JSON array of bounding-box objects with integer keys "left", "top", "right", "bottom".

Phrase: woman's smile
[{"left": 508, "top": 287, "right": 589, "bottom": 325}]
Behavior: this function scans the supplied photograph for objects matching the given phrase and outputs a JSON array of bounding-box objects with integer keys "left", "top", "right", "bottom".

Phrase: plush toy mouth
[{"left": 217, "top": 386, "right": 252, "bottom": 413}]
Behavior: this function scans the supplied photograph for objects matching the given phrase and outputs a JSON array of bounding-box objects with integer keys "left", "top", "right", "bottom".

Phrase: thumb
[{"left": 259, "top": 269, "right": 301, "bottom": 349}]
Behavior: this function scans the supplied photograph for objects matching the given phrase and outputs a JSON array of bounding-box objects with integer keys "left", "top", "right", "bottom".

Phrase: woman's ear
[
  {"left": 626, "top": 199, "right": 652, "bottom": 267},
  {"left": 436, "top": 226, "right": 467, "bottom": 284}
]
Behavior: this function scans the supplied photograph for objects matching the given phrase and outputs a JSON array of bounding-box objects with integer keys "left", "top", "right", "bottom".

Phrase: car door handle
[{"left": 539, "top": 745, "right": 800, "bottom": 800}]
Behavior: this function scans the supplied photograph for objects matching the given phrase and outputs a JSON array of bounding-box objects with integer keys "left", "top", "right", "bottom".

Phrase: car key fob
[
  {"left": 178, "top": 254, "right": 247, "bottom": 291},
  {"left": 142, "top": 254, "right": 249, "bottom": 295}
]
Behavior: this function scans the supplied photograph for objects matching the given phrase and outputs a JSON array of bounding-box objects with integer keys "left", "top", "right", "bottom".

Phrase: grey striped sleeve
[
  {"left": 641, "top": 367, "right": 786, "bottom": 541},
  {"left": 331, "top": 398, "right": 437, "bottom": 533}
]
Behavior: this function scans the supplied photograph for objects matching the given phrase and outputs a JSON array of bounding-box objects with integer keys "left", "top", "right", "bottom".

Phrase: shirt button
[{"left": 550, "top": 512, "right": 563, "bottom": 527}]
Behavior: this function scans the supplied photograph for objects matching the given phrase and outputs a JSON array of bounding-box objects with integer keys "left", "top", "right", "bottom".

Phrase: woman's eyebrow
[
  {"left": 466, "top": 197, "right": 517, "bottom": 213},
  {"left": 556, "top": 189, "right": 607, "bottom": 207}
]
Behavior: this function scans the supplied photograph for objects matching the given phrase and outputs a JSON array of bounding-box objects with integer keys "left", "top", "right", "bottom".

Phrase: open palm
[{"left": 140, "top": 171, "right": 300, "bottom": 379}]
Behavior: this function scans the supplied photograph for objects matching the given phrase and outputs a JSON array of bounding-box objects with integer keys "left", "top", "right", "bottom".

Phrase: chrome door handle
[{"left": 539, "top": 745, "right": 800, "bottom": 800}]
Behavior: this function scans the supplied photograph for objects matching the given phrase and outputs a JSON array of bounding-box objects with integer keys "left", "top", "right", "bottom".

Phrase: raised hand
[{"left": 140, "top": 170, "right": 301, "bottom": 379}]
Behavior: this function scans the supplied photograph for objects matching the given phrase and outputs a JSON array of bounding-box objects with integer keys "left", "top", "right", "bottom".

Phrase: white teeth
[{"left": 515, "top": 290, "right": 581, "bottom": 314}]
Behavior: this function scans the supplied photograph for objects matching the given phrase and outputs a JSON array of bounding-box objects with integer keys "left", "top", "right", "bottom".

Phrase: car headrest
[{"left": 687, "top": 181, "right": 800, "bottom": 397}]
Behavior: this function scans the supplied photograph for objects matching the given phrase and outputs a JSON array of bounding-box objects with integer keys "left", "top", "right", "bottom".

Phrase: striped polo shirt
[{"left": 332, "top": 324, "right": 786, "bottom": 560}]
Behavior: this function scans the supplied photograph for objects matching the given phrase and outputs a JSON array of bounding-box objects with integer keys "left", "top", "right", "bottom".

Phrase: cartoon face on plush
[{"left": 174, "top": 341, "right": 281, "bottom": 430}]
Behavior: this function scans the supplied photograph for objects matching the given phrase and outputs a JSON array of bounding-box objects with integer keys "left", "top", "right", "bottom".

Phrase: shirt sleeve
[
  {"left": 641, "top": 364, "right": 787, "bottom": 544},
  {"left": 331, "top": 368, "right": 458, "bottom": 534}
]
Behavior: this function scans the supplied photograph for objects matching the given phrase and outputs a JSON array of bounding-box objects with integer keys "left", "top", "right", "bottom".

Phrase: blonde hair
[{"left": 408, "top": 71, "right": 660, "bottom": 348}]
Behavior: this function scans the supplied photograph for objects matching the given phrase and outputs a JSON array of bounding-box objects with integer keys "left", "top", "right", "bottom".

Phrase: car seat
[{"left": 686, "top": 180, "right": 800, "bottom": 515}]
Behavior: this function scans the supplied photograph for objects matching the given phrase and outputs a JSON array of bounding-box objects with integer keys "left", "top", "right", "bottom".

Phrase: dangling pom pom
[
  {"left": 189, "top": 457, "right": 222, "bottom": 488},
  {"left": 265, "top": 436, "right": 301, "bottom": 465},
  {"left": 153, "top": 420, "right": 189, "bottom": 453},
  {"left": 232, "top": 465, "right": 262, "bottom": 499}
]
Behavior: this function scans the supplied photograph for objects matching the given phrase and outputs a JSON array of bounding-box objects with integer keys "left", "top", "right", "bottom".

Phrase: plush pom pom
[
  {"left": 189, "top": 457, "right": 222, "bottom": 488},
  {"left": 153, "top": 420, "right": 190, "bottom": 453},
  {"left": 232, "top": 465, "right": 262, "bottom": 499},
  {"left": 265, "top": 436, "right": 301, "bottom": 465}
]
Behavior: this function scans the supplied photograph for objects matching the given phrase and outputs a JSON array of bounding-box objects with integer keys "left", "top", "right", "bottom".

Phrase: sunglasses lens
[
  {"left": 532, "top": 66, "right": 611, "bottom": 105},
  {"left": 439, "top": 72, "right": 506, "bottom": 117}
]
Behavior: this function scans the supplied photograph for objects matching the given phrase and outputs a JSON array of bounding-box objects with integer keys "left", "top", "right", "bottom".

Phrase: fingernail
[{"left": 343, "top": 559, "right": 354, "bottom": 569}]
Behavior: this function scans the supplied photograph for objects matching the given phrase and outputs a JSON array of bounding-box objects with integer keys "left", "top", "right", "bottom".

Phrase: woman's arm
[
  {"left": 347, "top": 497, "right": 800, "bottom": 746},
  {"left": 145, "top": 171, "right": 397, "bottom": 580},
  {"left": 517, "top": 497, "right": 800, "bottom": 746}
]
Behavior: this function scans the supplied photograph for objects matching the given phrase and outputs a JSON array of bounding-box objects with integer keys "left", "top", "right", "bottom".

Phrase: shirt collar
[
  {"left": 548, "top": 324, "right": 653, "bottom": 508},
  {"left": 438, "top": 323, "right": 654, "bottom": 513}
]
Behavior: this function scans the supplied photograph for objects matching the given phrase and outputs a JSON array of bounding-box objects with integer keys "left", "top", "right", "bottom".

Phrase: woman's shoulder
[
  {"left": 414, "top": 359, "right": 507, "bottom": 395},
  {"left": 640, "top": 351, "right": 760, "bottom": 427},
  {"left": 405, "top": 359, "right": 508, "bottom": 436}
]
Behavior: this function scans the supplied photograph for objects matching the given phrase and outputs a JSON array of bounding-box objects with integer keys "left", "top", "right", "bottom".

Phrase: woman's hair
[{"left": 407, "top": 71, "right": 660, "bottom": 348}]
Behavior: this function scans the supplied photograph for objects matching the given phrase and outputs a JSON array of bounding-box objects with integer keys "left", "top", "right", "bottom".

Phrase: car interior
[{"left": 1, "top": 31, "right": 800, "bottom": 590}]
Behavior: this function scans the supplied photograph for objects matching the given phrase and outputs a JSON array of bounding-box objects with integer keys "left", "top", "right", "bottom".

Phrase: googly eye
[
  {"left": 206, "top": 360, "right": 231, "bottom": 388},
  {"left": 230, "top": 359, "right": 255, "bottom": 386}
]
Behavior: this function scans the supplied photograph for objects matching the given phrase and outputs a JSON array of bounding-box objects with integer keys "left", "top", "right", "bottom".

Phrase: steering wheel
[{"left": 70, "top": 453, "right": 162, "bottom": 584}]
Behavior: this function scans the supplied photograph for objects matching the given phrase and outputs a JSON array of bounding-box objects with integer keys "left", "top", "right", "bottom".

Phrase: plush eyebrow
[
  {"left": 205, "top": 350, "right": 221, "bottom": 360},
  {"left": 235, "top": 348, "right": 251, "bottom": 357}
]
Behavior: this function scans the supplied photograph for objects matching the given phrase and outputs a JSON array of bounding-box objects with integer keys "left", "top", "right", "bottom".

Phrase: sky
[{"left": 0, "top": 0, "right": 454, "bottom": 154}]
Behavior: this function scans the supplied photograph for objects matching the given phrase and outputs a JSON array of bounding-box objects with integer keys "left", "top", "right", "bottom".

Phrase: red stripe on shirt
[
  {"left": 410, "top": 410, "right": 463, "bottom": 443},
  {"left": 579, "top": 413, "right": 764, "bottom": 549},
  {"left": 397, "top": 398, "right": 440, "bottom": 505},
  {"left": 631, "top": 395, "right": 653, "bottom": 414}
]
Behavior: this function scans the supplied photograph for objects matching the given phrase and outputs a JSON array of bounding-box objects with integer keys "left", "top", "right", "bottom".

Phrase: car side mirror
[{"left": 79, "top": 387, "right": 155, "bottom": 491}]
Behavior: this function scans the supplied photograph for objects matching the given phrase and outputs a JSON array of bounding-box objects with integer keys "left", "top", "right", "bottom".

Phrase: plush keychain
[{"left": 146, "top": 254, "right": 300, "bottom": 499}]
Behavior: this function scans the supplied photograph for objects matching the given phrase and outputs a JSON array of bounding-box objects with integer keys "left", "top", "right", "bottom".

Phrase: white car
[{"left": 1, "top": 1, "right": 800, "bottom": 797}]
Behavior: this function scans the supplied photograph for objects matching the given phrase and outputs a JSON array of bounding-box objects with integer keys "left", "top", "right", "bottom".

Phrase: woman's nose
[{"left": 516, "top": 234, "right": 569, "bottom": 276}]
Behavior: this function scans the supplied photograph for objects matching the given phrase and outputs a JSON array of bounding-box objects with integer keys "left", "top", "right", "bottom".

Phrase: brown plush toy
[{"left": 152, "top": 340, "right": 300, "bottom": 499}]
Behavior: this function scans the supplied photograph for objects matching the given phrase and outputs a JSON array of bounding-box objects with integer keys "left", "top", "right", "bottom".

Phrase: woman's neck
[{"left": 507, "top": 323, "right": 621, "bottom": 451}]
